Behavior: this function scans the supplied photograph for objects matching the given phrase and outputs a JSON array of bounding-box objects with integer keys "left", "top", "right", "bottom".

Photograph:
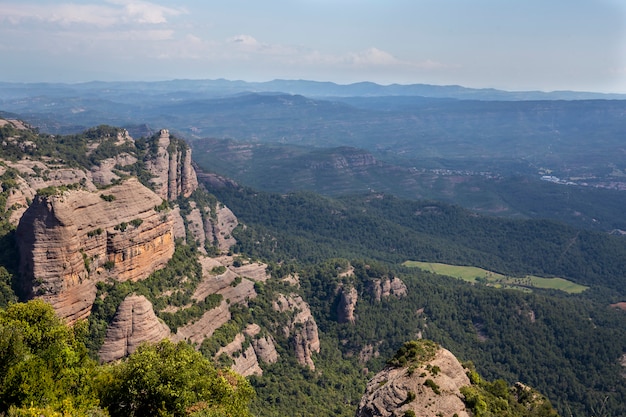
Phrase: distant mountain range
[{"left": 2, "top": 78, "right": 626, "bottom": 101}]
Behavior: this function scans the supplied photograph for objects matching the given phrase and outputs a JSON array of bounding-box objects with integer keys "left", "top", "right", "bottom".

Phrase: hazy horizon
[{"left": 1, "top": 1, "right": 626, "bottom": 94}]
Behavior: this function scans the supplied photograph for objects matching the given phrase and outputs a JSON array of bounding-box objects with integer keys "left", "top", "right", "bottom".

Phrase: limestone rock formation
[
  {"left": 98, "top": 295, "right": 170, "bottom": 363},
  {"left": 205, "top": 204, "right": 238, "bottom": 251},
  {"left": 213, "top": 323, "right": 279, "bottom": 378},
  {"left": 145, "top": 129, "right": 198, "bottom": 201},
  {"left": 356, "top": 343, "right": 471, "bottom": 417},
  {"left": 273, "top": 293, "right": 320, "bottom": 369},
  {"left": 90, "top": 153, "right": 138, "bottom": 186},
  {"left": 215, "top": 333, "right": 263, "bottom": 377},
  {"left": 337, "top": 286, "right": 358, "bottom": 324},
  {"left": 371, "top": 277, "right": 408, "bottom": 301},
  {"left": 16, "top": 177, "right": 176, "bottom": 322},
  {"left": 171, "top": 300, "right": 232, "bottom": 345}
]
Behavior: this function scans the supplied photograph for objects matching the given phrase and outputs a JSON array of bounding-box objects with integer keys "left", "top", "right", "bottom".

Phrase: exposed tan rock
[
  {"left": 205, "top": 204, "right": 238, "bottom": 251},
  {"left": 337, "top": 286, "right": 358, "bottom": 324},
  {"left": 98, "top": 295, "right": 170, "bottom": 363},
  {"left": 215, "top": 333, "right": 263, "bottom": 377},
  {"left": 170, "top": 206, "right": 187, "bottom": 241},
  {"left": 253, "top": 335, "right": 279, "bottom": 365},
  {"left": 273, "top": 293, "right": 320, "bottom": 369},
  {"left": 282, "top": 273, "right": 300, "bottom": 287},
  {"left": 193, "top": 255, "right": 259, "bottom": 305},
  {"left": 90, "top": 153, "right": 137, "bottom": 186},
  {"left": 245, "top": 324, "right": 279, "bottom": 365},
  {"left": 229, "top": 261, "right": 269, "bottom": 282},
  {"left": 145, "top": 129, "right": 198, "bottom": 201},
  {"left": 16, "top": 177, "right": 176, "bottom": 323},
  {"left": 232, "top": 344, "right": 263, "bottom": 377},
  {"left": 356, "top": 345, "right": 471, "bottom": 417},
  {"left": 359, "top": 343, "right": 381, "bottom": 363},
  {"left": 186, "top": 203, "right": 206, "bottom": 252},
  {"left": 171, "top": 300, "right": 231, "bottom": 345},
  {"left": 371, "top": 277, "right": 408, "bottom": 301}
]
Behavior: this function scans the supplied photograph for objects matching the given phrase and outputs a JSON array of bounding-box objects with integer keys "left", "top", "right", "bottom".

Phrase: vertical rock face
[
  {"left": 273, "top": 293, "right": 320, "bottom": 369},
  {"left": 16, "top": 178, "right": 176, "bottom": 323},
  {"left": 146, "top": 129, "right": 199, "bottom": 201},
  {"left": 371, "top": 277, "right": 408, "bottom": 301},
  {"left": 98, "top": 295, "right": 171, "bottom": 363},
  {"left": 337, "top": 286, "right": 358, "bottom": 324},
  {"left": 356, "top": 345, "right": 471, "bottom": 417},
  {"left": 205, "top": 205, "right": 238, "bottom": 251}
]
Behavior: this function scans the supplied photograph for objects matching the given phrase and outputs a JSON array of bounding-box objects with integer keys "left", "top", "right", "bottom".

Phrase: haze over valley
[{"left": 2, "top": 1, "right": 626, "bottom": 416}]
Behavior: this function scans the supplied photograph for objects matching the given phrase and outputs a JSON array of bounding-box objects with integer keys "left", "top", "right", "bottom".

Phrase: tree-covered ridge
[
  {"left": 0, "top": 300, "right": 254, "bottom": 417},
  {"left": 289, "top": 258, "right": 626, "bottom": 417},
  {"left": 208, "top": 184, "right": 626, "bottom": 298}
]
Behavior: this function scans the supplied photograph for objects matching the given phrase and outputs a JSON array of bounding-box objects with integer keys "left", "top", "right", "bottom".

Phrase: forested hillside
[
  {"left": 202, "top": 179, "right": 626, "bottom": 416},
  {"left": 1, "top": 118, "right": 625, "bottom": 416}
]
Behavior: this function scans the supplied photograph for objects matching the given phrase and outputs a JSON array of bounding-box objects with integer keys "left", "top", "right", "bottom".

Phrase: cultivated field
[{"left": 403, "top": 261, "right": 588, "bottom": 294}]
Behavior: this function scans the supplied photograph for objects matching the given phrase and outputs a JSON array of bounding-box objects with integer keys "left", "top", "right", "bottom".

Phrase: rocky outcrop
[
  {"left": 171, "top": 300, "right": 232, "bottom": 345},
  {"left": 216, "top": 333, "right": 263, "bottom": 377},
  {"left": 273, "top": 293, "right": 320, "bottom": 369},
  {"left": 371, "top": 277, "right": 408, "bottom": 301},
  {"left": 145, "top": 129, "right": 198, "bottom": 201},
  {"left": 90, "top": 153, "right": 138, "bottom": 186},
  {"left": 356, "top": 342, "right": 470, "bottom": 417},
  {"left": 337, "top": 286, "right": 358, "bottom": 324},
  {"left": 213, "top": 322, "right": 279, "bottom": 378},
  {"left": 193, "top": 256, "right": 259, "bottom": 306},
  {"left": 98, "top": 295, "right": 170, "bottom": 363},
  {"left": 206, "top": 204, "right": 238, "bottom": 251},
  {"left": 16, "top": 177, "right": 176, "bottom": 323}
]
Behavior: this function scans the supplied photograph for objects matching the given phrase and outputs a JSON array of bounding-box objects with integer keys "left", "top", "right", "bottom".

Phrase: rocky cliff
[
  {"left": 98, "top": 295, "right": 171, "bottom": 363},
  {"left": 371, "top": 277, "right": 408, "bottom": 301},
  {"left": 214, "top": 324, "right": 279, "bottom": 377},
  {"left": 145, "top": 129, "right": 198, "bottom": 201},
  {"left": 16, "top": 178, "right": 176, "bottom": 323},
  {"left": 356, "top": 341, "right": 471, "bottom": 417},
  {"left": 356, "top": 340, "right": 560, "bottom": 417},
  {"left": 336, "top": 285, "right": 358, "bottom": 324},
  {"left": 273, "top": 293, "right": 320, "bottom": 369}
]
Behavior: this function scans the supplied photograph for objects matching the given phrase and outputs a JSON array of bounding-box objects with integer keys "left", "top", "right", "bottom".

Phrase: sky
[{"left": 1, "top": 0, "right": 626, "bottom": 93}]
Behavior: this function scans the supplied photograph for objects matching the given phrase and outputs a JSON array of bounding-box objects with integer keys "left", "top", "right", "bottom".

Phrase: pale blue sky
[{"left": 1, "top": 0, "right": 625, "bottom": 92}]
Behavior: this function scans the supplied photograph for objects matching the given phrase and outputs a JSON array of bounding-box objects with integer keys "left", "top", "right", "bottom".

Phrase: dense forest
[
  {"left": 1, "top": 121, "right": 625, "bottom": 416},
  {"left": 201, "top": 180, "right": 626, "bottom": 416},
  {"left": 206, "top": 184, "right": 626, "bottom": 298}
]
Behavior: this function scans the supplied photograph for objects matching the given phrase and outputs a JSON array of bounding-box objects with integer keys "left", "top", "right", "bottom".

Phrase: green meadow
[{"left": 403, "top": 261, "right": 588, "bottom": 294}]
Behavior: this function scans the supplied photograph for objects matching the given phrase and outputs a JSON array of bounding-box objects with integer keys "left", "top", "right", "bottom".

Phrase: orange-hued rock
[
  {"left": 16, "top": 178, "right": 176, "bottom": 323},
  {"left": 98, "top": 295, "right": 171, "bottom": 363}
]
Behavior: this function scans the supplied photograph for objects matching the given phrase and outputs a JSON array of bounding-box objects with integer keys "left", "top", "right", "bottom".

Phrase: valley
[{"left": 1, "top": 79, "right": 626, "bottom": 416}]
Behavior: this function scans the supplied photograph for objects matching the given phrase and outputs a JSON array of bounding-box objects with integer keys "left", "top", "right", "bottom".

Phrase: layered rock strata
[
  {"left": 98, "top": 295, "right": 171, "bottom": 363},
  {"left": 16, "top": 178, "right": 176, "bottom": 323}
]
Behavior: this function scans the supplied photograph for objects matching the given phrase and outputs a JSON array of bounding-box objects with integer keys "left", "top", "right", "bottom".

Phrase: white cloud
[
  {"left": 347, "top": 47, "right": 398, "bottom": 66},
  {"left": 107, "top": 0, "right": 185, "bottom": 24},
  {"left": 0, "top": 1, "right": 185, "bottom": 27}
]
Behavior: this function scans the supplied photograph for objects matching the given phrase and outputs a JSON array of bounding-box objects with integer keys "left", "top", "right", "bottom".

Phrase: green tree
[
  {"left": 0, "top": 300, "right": 102, "bottom": 415},
  {"left": 101, "top": 339, "right": 254, "bottom": 417}
]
